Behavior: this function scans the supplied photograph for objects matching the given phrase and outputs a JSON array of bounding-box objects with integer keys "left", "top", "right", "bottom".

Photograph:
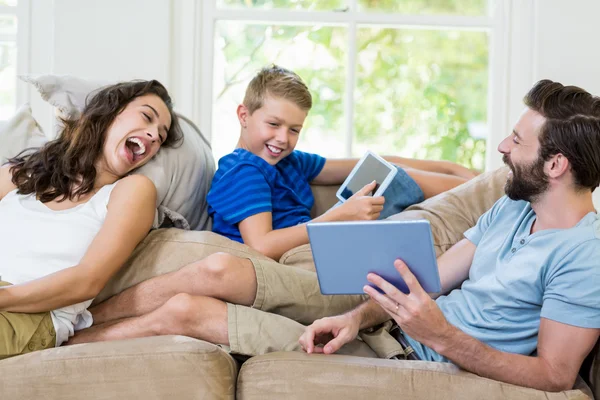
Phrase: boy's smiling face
[{"left": 236, "top": 95, "right": 307, "bottom": 165}]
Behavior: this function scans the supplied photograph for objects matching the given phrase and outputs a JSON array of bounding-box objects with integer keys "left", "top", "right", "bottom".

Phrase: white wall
[
  {"left": 21, "top": 0, "right": 600, "bottom": 209},
  {"left": 532, "top": 0, "right": 600, "bottom": 209},
  {"left": 23, "top": 0, "right": 196, "bottom": 135}
]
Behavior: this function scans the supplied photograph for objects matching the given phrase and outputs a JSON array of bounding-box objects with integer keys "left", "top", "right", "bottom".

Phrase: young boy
[{"left": 207, "top": 65, "right": 477, "bottom": 260}]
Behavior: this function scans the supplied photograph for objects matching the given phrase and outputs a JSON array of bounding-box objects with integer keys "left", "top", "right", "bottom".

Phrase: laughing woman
[{"left": 0, "top": 80, "right": 181, "bottom": 359}]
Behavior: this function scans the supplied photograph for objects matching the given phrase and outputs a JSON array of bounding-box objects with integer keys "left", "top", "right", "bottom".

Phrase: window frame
[
  {"left": 196, "top": 0, "right": 510, "bottom": 170},
  {"left": 0, "top": 0, "right": 30, "bottom": 129}
]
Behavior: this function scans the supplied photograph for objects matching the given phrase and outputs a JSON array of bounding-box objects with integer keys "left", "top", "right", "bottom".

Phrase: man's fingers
[
  {"left": 394, "top": 259, "right": 425, "bottom": 295},
  {"left": 363, "top": 285, "right": 405, "bottom": 316},
  {"left": 367, "top": 272, "right": 409, "bottom": 304},
  {"left": 322, "top": 331, "right": 351, "bottom": 354},
  {"left": 299, "top": 327, "right": 317, "bottom": 354}
]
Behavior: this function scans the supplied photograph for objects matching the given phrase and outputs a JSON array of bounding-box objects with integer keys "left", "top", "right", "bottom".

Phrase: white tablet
[
  {"left": 336, "top": 150, "right": 397, "bottom": 202},
  {"left": 307, "top": 220, "right": 441, "bottom": 295}
]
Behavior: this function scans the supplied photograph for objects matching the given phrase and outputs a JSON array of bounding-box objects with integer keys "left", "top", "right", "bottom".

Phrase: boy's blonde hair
[{"left": 243, "top": 65, "right": 312, "bottom": 115}]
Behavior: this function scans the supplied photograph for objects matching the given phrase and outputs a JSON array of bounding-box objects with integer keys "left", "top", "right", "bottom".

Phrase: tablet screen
[{"left": 339, "top": 153, "right": 393, "bottom": 200}]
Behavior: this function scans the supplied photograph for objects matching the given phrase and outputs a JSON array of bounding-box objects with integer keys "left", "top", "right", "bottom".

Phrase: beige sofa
[{"left": 0, "top": 168, "right": 597, "bottom": 399}]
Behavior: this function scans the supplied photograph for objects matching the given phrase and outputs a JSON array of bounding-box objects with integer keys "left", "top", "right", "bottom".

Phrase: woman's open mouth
[{"left": 124, "top": 137, "right": 148, "bottom": 164}]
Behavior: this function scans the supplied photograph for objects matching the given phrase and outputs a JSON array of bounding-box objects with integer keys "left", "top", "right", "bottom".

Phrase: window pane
[
  {"left": 0, "top": 41, "right": 16, "bottom": 120},
  {"left": 217, "top": 0, "right": 346, "bottom": 11},
  {"left": 354, "top": 28, "right": 488, "bottom": 170},
  {"left": 0, "top": 0, "right": 18, "bottom": 7},
  {"left": 213, "top": 22, "right": 347, "bottom": 161},
  {"left": 358, "top": 0, "right": 488, "bottom": 16},
  {"left": 0, "top": 15, "right": 16, "bottom": 36}
]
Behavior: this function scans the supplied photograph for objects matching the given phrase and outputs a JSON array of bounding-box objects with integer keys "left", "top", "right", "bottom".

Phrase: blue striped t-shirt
[{"left": 207, "top": 149, "right": 326, "bottom": 243}]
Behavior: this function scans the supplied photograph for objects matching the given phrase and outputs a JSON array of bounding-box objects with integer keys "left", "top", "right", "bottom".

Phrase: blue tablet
[{"left": 307, "top": 220, "right": 441, "bottom": 295}]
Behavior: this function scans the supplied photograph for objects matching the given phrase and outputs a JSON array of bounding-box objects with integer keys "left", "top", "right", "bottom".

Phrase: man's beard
[{"left": 503, "top": 154, "right": 549, "bottom": 202}]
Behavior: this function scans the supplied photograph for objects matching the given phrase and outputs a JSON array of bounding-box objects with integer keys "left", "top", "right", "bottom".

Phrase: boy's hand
[{"left": 339, "top": 181, "right": 385, "bottom": 220}]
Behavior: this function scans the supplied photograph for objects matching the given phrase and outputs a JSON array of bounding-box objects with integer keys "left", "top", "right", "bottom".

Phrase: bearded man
[{"left": 300, "top": 79, "right": 600, "bottom": 392}]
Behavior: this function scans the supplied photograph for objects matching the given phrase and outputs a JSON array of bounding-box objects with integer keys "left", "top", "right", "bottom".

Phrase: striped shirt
[{"left": 207, "top": 149, "right": 326, "bottom": 243}]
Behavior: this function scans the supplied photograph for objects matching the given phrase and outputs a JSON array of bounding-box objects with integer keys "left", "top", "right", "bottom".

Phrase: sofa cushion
[
  {"left": 0, "top": 336, "right": 238, "bottom": 399},
  {"left": 386, "top": 166, "right": 509, "bottom": 255},
  {"left": 0, "top": 103, "right": 47, "bottom": 164},
  {"left": 237, "top": 352, "right": 593, "bottom": 400}
]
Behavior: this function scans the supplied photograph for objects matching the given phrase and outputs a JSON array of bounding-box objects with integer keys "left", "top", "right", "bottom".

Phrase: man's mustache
[{"left": 502, "top": 155, "right": 513, "bottom": 169}]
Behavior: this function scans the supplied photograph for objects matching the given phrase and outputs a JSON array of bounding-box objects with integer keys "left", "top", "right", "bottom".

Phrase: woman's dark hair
[
  {"left": 524, "top": 79, "right": 600, "bottom": 191},
  {"left": 8, "top": 80, "right": 182, "bottom": 202}
]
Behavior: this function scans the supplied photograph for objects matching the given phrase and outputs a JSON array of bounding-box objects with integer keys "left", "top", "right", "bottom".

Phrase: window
[
  {"left": 0, "top": 0, "right": 18, "bottom": 122},
  {"left": 201, "top": 0, "right": 499, "bottom": 170}
]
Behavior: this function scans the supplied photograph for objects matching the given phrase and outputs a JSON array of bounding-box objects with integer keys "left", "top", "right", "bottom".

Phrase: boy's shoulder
[{"left": 214, "top": 149, "right": 276, "bottom": 181}]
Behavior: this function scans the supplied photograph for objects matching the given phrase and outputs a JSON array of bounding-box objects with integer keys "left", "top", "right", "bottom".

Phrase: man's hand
[
  {"left": 299, "top": 313, "right": 361, "bottom": 354},
  {"left": 337, "top": 181, "right": 385, "bottom": 221},
  {"left": 363, "top": 259, "right": 455, "bottom": 352}
]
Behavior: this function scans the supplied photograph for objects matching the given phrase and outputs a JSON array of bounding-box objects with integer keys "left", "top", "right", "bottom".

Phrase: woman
[{"left": 0, "top": 80, "right": 181, "bottom": 359}]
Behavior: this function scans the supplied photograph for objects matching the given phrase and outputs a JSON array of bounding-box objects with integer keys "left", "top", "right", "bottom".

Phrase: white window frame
[
  {"left": 0, "top": 0, "right": 31, "bottom": 129},
  {"left": 194, "top": 0, "right": 512, "bottom": 171}
]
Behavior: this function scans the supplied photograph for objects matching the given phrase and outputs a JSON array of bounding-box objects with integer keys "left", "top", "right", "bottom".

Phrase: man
[
  {"left": 71, "top": 80, "right": 599, "bottom": 393},
  {"left": 300, "top": 79, "right": 600, "bottom": 392}
]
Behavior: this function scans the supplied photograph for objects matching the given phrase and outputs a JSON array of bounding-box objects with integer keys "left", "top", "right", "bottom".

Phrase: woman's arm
[
  {"left": 310, "top": 158, "right": 358, "bottom": 185},
  {"left": 0, "top": 174, "right": 157, "bottom": 313},
  {"left": 383, "top": 156, "right": 480, "bottom": 180},
  {"left": 0, "top": 165, "right": 17, "bottom": 200},
  {"left": 310, "top": 157, "right": 478, "bottom": 187}
]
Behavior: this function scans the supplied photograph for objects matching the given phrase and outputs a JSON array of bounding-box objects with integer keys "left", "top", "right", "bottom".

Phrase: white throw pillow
[
  {"left": 20, "top": 74, "right": 215, "bottom": 231},
  {"left": 0, "top": 103, "right": 47, "bottom": 164}
]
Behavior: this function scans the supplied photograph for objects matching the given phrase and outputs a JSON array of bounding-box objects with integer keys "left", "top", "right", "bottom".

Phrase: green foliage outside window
[{"left": 214, "top": 0, "right": 489, "bottom": 170}]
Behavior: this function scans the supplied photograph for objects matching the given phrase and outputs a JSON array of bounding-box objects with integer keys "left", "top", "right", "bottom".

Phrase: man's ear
[
  {"left": 237, "top": 104, "right": 249, "bottom": 128},
  {"left": 546, "top": 153, "right": 570, "bottom": 179}
]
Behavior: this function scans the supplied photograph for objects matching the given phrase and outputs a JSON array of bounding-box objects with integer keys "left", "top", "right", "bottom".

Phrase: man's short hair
[
  {"left": 524, "top": 79, "right": 600, "bottom": 191},
  {"left": 243, "top": 65, "right": 312, "bottom": 115}
]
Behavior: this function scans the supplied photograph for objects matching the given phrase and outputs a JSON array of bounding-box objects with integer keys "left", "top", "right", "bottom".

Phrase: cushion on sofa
[
  {"left": 0, "top": 336, "right": 238, "bottom": 399},
  {"left": 237, "top": 352, "right": 593, "bottom": 400},
  {"left": 0, "top": 103, "right": 47, "bottom": 164},
  {"left": 19, "top": 74, "right": 215, "bottom": 231}
]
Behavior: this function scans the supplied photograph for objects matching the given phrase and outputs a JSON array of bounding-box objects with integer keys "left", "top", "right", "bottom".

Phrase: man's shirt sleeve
[
  {"left": 541, "top": 240, "right": 600, "bottom": 328},
  {"left": 293, "top": 150, "right": 326, "bottom": 182},
  {"left": 463, "top": 196, "right": 509, "bottom": 246},
  {"left": 207, "top": 163, "right": 272, "bottom": 225}
]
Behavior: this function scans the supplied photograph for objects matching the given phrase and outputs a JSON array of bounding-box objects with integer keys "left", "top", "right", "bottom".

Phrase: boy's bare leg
[
  {"left": 69, "top": 294, "right": 228, "bottom": 345},
  {"left": 91, "top": 253, "right": 257, "bottom": 325}
]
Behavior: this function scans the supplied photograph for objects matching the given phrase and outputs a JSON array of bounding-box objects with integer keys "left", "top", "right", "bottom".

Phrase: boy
[{"left": 207, "top": 65, "right": 476, "bottom": 260}]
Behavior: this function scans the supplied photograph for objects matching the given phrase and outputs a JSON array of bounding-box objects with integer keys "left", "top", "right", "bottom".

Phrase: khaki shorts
[
  {"left": 0, "top": 281, "right": 56, "bottom": 360},
  {"left": 226, "top": 258, "right": 404, "bottom": 359}
]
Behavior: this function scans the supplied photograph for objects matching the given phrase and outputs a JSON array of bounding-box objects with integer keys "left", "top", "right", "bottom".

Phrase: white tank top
[{"left": 0, "top": 183, "right": 117, "bottom": 346}]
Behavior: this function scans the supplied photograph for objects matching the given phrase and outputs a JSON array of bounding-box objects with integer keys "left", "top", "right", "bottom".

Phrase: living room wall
[{"left": 20, "top": 0, "right": 600, "bottom": 208}]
